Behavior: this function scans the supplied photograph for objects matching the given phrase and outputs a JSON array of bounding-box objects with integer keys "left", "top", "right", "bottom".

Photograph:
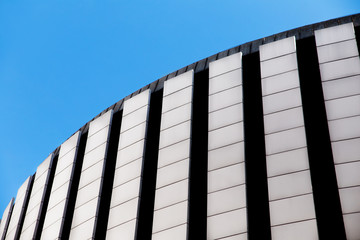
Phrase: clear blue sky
[{"left": 0, "top": 0, "right": 359, "bottom": 215}]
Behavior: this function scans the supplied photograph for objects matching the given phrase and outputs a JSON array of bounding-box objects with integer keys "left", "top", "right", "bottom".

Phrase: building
[{"left": 1, "top": 13, "right": 360, "bottom": 240}]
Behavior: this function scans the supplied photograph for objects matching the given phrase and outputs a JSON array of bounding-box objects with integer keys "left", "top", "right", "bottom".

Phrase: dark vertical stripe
[
  {"left": 188, "top": 70, "right": 209, "bottom": 240},
  {"left": 296, "top": 36, "right": 346, "bottom": 240},
  {"left": 94, "top": 111, "right": 122, "bottom": 240},
  {"left": 34, "top": 153, "right": 59, "bottom": 240},
  {"left": 354, "top": 25, "right": 360, "bottom": 54},
  {"left": 14, "top": 175, "right": 35, "bottom": 240},
  {"left": 136, "top": 89, "right": 163, "bottom": 240},
  {"left": 242, "top": 52, "right": 272, "bottom": 240},
  {"left": 60, "top": 131, "right": 87, "bottom": 240}
]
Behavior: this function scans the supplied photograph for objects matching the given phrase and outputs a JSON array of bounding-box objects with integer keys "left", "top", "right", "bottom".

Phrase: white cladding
[
  {"left": 260, "top": 36, "right": 318, "bottom": 240},
  {"left": 208, "top": 52, "right": 247, "bottom": 240},
  {"left": 69, "top": 111, "right": 113, "bottom": 240},
  {"left": 106, "top": 90, "right": 151, "bottom": 240},
  {"left": 5, "top": 176, "right": 32, "bottom": 240},
  {"left": 0, "top": 198, "right": 14, "bottom": 240},
  {"left": 41, "top": 131, "right": 81, "bottom": 240},
  {"left": 315, "top": 22, "right": 360, "bottom": 240},
  {"left": 2, "top": 18, "right": 360, "bottom": 240},
  {"left": 20, "top": 154, "right": 54, "bottom": 240},
  {"left": 152, "top": 71, "right": 193, "bottom": 240}
]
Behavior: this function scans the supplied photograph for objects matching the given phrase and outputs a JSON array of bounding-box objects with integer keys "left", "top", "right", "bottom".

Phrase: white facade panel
[
  {"left": 41, "top": 131, "right": 81, "bottom": 240},
  {"left": 5, "top": 176, "right": 32, "bottom": 240},
  {"left": 260, "top": 36, "right": 317, "bottom": 239},
  {"left": 315, "top": 22, "right": 360, "bottom": 240},
  {"left": 0, "top": 199, "right": 14, "bottom": 240},
  {"left": 20, "top": 154, "right": 54, "bottom": 240},
  {"left": 208, "top": 52, "right": 247, "bottom": 240},
  {"left": 152, "top": 71, "right": 193, "bottom": 239},
  {"left": 107, "top": 90, "right": 150, "bottom": 240},
  {"left": 69, "top": 110, "right": 113, "bottom": 240}
]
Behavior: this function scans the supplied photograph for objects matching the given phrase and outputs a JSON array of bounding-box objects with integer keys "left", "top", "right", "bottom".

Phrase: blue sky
[{"left": 0, "top": 0, "right": 359, "bottom": 214}]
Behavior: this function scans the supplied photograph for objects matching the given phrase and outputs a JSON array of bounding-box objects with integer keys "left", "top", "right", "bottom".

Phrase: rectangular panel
[
  {"left": 207, "top": 53, "right": 247, "bottom": 240},
  {"left": 328, "top": 115, "right": 360, "bottom": 141},
  {"left": 343, "top": 213, "right": 360, "bottom": 240},
  {"left": 325, "top": 95, "right": 360, "bottom": 120},
  {"left": 155, "top": 159, "right": 189, "bottom": 189},
  {"left": 157, "top": 139, "right": 190, "bottom": 168},
  {"left": 315, "top": 22, "right": 355, "bottom": 46},
  {"left": 208, "top": 142, "right": 244, "bottom": 171},
  {"left": 208, "top": 185, "right": 246, "bottom": 216},
  {"left": 70, "top": 110, "right": 113, "bottom": 239},
  {"left": 268, "top": 170, "right": 312, "bottom": 201},
  {"left": 339, "top": 186, "right": 360, "bottom": 214},
  {"left": 161, "top": 86, "right": 192, "bottom": 113},
  {"left": 207, "top": 208, "right": 247, "bottom": 240},
  {"left": 110, "top": 178, "right": 140, "bottom": 208},
  {"left": 331, "top": 138, "right": 360, "bottom": 164},
  {"left": 317, "top": 39, "right": 358, "bottom": 63},
  {"left": 260, "top": 36, "right": 296, "bottom": 61},
  {"left": 41, "top": 131, "right": 81, "bottom": 240},
  {"left": 260, "top": 53, "right": 298, "bottom": 78},
  {"left": 116, "top": 140, "right": 144, "bottom": 168},
  {"left": 154, "top": 180, "right": 188, "bottom": 210},
  {"left": 209, "top": 52, "right": 242, "bottom": 78},
  {"left": 264, "top": 107, "right": 304, "bottom": 134},
  {"left": 209, "top": 103, "right": 243, "bottom": 131},
  {"left": 152, "top": 224, "right": 187, "bottom": 240},
  {"left": 164, "top": 71, "right": 193, "bottom": 96},
  {"left": 107, "top": 90, "right": 150, "bottom": 239},
  {"left": 106, "top": 220, "right": 136, "bottom": 240},
  {"left": 269, "top": 194, "right": 316, "bottom": 226},
  {"left": 160, "top": 103, "right": 191, "bottom": 130},
  {"left": 209, "top": 68, "right": 242, "bottom": 95},
  {"left": 152, "top": 71, "right": 193, "bottom": 239},
  {"left": 209, "top": 85, "right": 243, "bottom": 112},
  {"left": 262, "top": 70, "right": 300, "bottom": 96},
  {"left": 152, "top": 201, "right": 188, "bottom": 233},
  {"left": 265, "top": 127, "right": 307, "bottom": 155},
  {"left": 113, "top": 159, "right": 142, "bottom": 187},
  {"left": 107, "top": 198, "right": 139, "bottom": 229},
  {"left": 120, "top": 105, "right": 148, "bottom": 132},
  {"left": 20, "top": 154, "right": 54, "bottom": 240},
  {"left": 266, "top": 148, "right": 309, "bottom": 177},
  {"left": 158, "top": 120, "right": 191, "bottom": 149},
  {"left": 262, "top": 88, "right": 302, "bottom": 115},
  {"left": 335, "top": 161, "right": 360, "bottom": 188},
  {"left": 319, "top": 57, "right": 360, "bottom": 81},
  {"left": 208, "top": 163, "right": 245, "bottom": 193},
  {"left": 208, "top": 122, "right": 244, "bottom": 151},
  {"left": 322, "top": 75, "right": 360, "bottom": 100},
  {"left": 271, "top": 219, "right": 318, "bottom": 240}
]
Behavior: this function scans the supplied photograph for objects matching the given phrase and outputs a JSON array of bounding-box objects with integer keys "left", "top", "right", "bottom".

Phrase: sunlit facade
[{"left": 1, "top": 14, "right": 360, "bottom": 240}]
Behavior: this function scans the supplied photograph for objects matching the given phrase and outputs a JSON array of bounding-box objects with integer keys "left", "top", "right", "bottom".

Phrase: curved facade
[{"left": 1, "top": 14, "right": 360, "bottom": 240}]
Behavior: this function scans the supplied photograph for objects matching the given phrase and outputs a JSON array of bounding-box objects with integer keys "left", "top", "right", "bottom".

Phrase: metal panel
[
  {"left": 5, "top": 176, "right": 33, "bottom": 240},
  {"left": 207, "top": 52, "right": 247, "bottom": 240},
  {"left": 152, "top": 71, "right": 193, "bottom": 239},
  {"left": 20, "top": 154, "right": 54, "bottom": 240},
  {"left": 0, "top": 199, "right": 14, "bottom": 240},
  {"left": 260, "top": 36, "right": 317, "bottom": 239},
  {"left": 41, "top": 131, "right": 81, "bottom": 240},
  {"left": 69, "top": 110, "right": 113, "bottom": 239},
  {"left": 106, "top": 90, "right": 150, "bottom": 240}
]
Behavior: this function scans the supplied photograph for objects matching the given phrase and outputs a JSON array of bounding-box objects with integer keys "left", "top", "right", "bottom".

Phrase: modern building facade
[{"left": 1, "top": 13, "right": 360, "bottom": 240}]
